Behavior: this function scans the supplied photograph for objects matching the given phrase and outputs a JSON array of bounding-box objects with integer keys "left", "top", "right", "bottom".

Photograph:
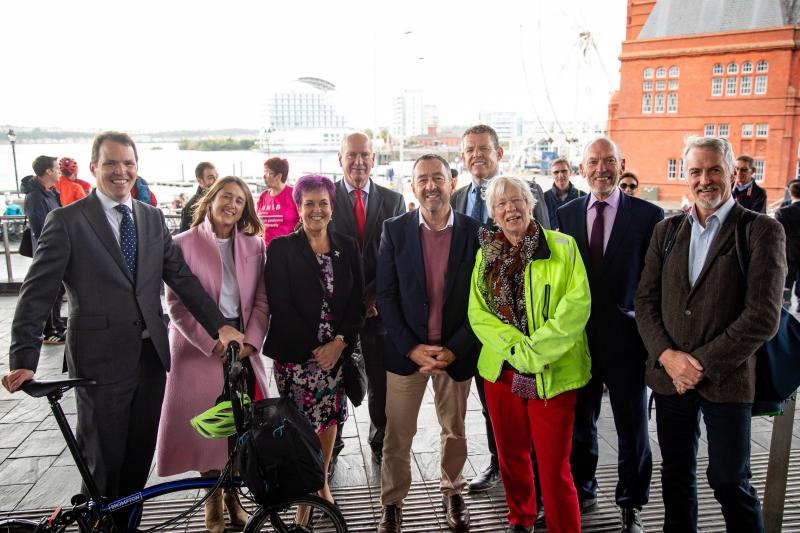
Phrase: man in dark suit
[
  {"left": 557, "top": 136, "right": 663, "bottom": 532},
  {"left": 635, "top": 136, "right": 785, "bottom": 532},
  {"left": 3, "top": 131, "right": 243, "bottom": 509},
  {"left": 329, "top": 131, "right": 405, "bottom": 466},
  {"left": 732, "top": 154, "right": 767, "bottom": 213},
  {"left": 543, "top": 156, "right": 585, "bottom": 230},
  {"left": 180, "top": 161, "right": 217, "bottom": 232},
  {"left": 776, "top": 181, "right": 800, "bottom": 310},
  {"left": 375, "top": 154, "right": 480, "bottom": 533}
]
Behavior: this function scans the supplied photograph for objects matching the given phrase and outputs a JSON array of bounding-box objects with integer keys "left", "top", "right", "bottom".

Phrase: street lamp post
[{"left": 7, "top": 129, "right": 19, "bottom": 194}]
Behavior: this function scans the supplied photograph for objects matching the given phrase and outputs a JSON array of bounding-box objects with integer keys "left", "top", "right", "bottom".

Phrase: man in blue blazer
[
  {"left": 376, "top": 154, "right": 481, "bottom": 533},
  {"left": 557, "top": 137, "right": 663, "bottom": 533}
]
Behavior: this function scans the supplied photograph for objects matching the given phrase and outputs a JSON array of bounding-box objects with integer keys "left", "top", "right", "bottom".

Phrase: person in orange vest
[
  {"left": 55, "top": 157, "right": 87, "bottom": 206},
  {"left": 59, "top": 157, "right": 92, "bottom": 195}
]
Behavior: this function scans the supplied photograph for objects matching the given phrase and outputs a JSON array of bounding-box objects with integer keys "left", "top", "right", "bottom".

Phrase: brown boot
[
  {"left": 204, "top": 488, "right": 226, "bottom": 533},
  {"left": 224, "top": 490, "right": 249, "bottom": 527}
]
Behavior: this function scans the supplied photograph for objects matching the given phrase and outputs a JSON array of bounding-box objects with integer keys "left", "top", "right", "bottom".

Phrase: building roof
[{"left": 638, "top": 0, "right": 800, "bottom": 39}]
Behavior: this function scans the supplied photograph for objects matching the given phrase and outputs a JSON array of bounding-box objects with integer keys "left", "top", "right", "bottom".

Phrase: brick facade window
[
  {"left": 704, "top": 124, "right": 715, "bottom": 136},
  {"left": 656, "top": 66, "right": 666, "bottom": 78},
  {"left": 726, "top": 77, "right": 737, "bottom": 96},
  {"left": 642, "top": 93, "right": 652, "bottom": 113},
  {"left": 727, "top": 62, "right": 738, "bottom": 74},
  {"left": 656, "top": 80, "right": 666, "bottom": 91},
  {"left": 742, "top": 61, "right": 753, "bottom": 74},
  {"left": 667, "top": 93, "right": 678, "bottom": 113},
  {"left": 679, "top": 159, "right": 685, "bottom": 180},
  {"left": 740, "top": 76, "right": 752, "bottom": 95},
  {"left": 669, "top": 66, "right": 680, "bottom": 77},
  {"left": 643, "top": 80, "right": 653, "bottom": 91},
  {"left": 669, "top": 79, "right": 679, "bottom": 90},
  {"left": 755, "top": 75, "right": 767, "bottom": 95},
  {"left": 756, "top": 60, "right": 768, "bottom": 73},
  {"left": 667, "top": 159, "right": 677, "bottom": 180},
  {"left": 718, "top": 124, "right": 729, "bottom": 137},
  {"left": 742, "top": 124, "right": 753, "bottom": 137},
  {"left": 655, "top": 93, "right": 665, "bottom": 113},
  {"left": 756, "top": 123, "right": 769, "bottom": 137},
  {"left": 712, "top": 63, "right": 723, "bottom": 75},
  {"left": 711, "top": 77, "right": 723, "bottom": 96},
  {"left": 644, "top": 68, "right": 654, "bottom": 79},
  {"left": 754, "top": 160, "right": 765, "bottom": 182}
]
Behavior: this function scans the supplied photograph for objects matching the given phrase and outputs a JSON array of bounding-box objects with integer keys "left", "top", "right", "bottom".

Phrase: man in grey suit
[
  {"left": 2, "top": 131, "right": 244, "bottom": 508},
  {"left": 635, "top": 136, "right": 786, "bottom": 533},
  {"left": 329, "top": 132, "right": 405, "bottom": 466}
]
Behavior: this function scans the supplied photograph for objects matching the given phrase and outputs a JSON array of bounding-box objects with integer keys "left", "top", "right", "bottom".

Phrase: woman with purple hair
[{"left": 262, "top": 174, "right": 364, "bottom": 506}]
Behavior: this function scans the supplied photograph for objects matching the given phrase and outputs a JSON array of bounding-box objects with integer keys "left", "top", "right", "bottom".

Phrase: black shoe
[
  {"left": 620, "top": 507, "right": 643, "bottom": 533},
  {"left": 505, "top": 525, "right": 532, "bottom": 533},
  {"left": 372, "top": 448, "right": 383, "bottom": 465},
  {"left": 378, "top": 504, "right": 402, "bottom": 533},
  {"left": 533, "top": 506, "right": 545, "bottom": 528},
  {"left": 579, "top": 497, "right": 598, "bottom": 514},
  {"left": 442, "top": 494, "right": 470, "bottom": 532},
  {"left": 469, "top": 464, "right": 500, "bottom": 492}
]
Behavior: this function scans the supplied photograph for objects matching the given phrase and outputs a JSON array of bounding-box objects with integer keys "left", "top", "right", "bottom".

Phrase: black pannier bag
[{"left": 239, "top": 397, "right": 324, "bottom": 505}]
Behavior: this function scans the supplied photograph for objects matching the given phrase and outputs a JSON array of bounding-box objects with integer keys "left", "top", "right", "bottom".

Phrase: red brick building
[{"left": 608, "top": 0, "right": 800, "bottom": 203}]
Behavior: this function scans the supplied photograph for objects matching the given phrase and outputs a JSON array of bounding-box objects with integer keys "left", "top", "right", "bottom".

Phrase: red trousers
[{"left": 484, "top": 371, "right": 581, "bottom": 532}]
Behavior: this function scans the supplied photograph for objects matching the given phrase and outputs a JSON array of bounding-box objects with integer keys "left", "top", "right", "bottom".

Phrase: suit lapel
[
  {"left": 363, "top": 180, "right": 383, "bottom": 246},
  {"left": 456, "top": 187, "right": 468, "bottom": 214},
  {"left": 602, "top": 194, "right": 632, "bottom": 273},
  {"left": 405, "top": 213, "right": 427, "bottom": 297},
  {"left": 689, "top": 205, "right": 740, "bottom": 295},
  {"left": 443, "top": 213, "right": 466, "bottom": 302},
  {"left": 81, "top": 192, "right": 134, "bottom": 285},
  {"left": 334, "top": 181, "right": 357, "bottom": 239},
  {"left": 574, "top": 196, "right": 591, "bottom": 270}
]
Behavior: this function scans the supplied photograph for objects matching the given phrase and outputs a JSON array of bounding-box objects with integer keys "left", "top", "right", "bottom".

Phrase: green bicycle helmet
[{"left": 190, "top": 394, "right": 251, "bottom": 439}]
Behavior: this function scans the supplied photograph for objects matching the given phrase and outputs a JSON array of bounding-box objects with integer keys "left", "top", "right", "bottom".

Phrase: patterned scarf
[{"left": 478, "top": 222, "right": 540, "bottom": 334}]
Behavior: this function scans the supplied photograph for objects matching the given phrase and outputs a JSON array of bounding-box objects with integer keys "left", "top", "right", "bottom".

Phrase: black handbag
[
  {"left": 752, "top": 307, "right": 800, "bottom": 416},
  {"left": 342, "top": 343, "right": 367, "bottom": 407},
  {"left": 19, "top": 226, "right": 33, "bottom": 258}
]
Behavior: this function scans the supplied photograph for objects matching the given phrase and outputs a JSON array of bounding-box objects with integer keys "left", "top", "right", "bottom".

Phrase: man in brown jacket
[{"left": 635, "top": 136, "right": 785, "bottom": 533}]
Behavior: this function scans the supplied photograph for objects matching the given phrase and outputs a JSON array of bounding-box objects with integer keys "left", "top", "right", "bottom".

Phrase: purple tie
[{"left": 589, "top": 201, "right": 607, "bottom": 268}]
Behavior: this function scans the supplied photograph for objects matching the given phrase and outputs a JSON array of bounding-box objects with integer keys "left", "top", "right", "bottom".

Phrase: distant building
[
  {"left": 608, "top": 0, "right": 800, "bottom": 202},
  {"left": 393, "top": 90, "right": 425, "bottom": 138},
  {"left": 478, "top": 111, "right": 518, "bottom": 144},
  {"left": 423, "top": 105, "right": 439, "bottom": 129}
]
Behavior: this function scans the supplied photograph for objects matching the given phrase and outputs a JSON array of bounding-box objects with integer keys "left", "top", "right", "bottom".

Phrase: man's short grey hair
[
  {"left": 582, "top": 136, "right": 621, "bottom": 163},
  {"left": 484, "top": 175, "right": 537, "bottom": 216},
  {"left": 339, "top": 131, "right": 372, "bottom": 154},
  {"left": 682, "top": 136, "right": 736, "bottom": 176}
]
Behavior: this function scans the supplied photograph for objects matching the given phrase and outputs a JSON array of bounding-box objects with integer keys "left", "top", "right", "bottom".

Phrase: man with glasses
[
  {"left": 732, "top": 155, "right": 766, "bottom": 213},
  {"left": 557, "top": 137, "right": 663, "bottom": 533},
  {"left": 619, "top": 172, "right": 639, "bottom": 197},
  {"left": 544, "top": 157, "right": 585, "bottom": 229}
]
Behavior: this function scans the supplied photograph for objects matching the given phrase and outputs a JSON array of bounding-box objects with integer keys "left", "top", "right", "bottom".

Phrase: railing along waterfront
[{"left": 0, "top": 213, "right": 183, "bottom": 283}]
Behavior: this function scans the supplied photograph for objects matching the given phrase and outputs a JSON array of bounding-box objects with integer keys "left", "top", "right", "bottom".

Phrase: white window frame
[
  {"left": 669, "top": 66, "right": 680, "bottom": 77},
  {"left": 667, "top": 92, "right": 678, "bottom": 113},
  {"left": 643, "top": 80, "right": 653, "bottom": 91},
  {"left": 644, "top": 67, "right": 654, "bottom": 79},
  {"left": 668, "top": 79, "right": 679, "bottom": 90},
  {"left": 712, "top": 63, "right": 723, "bottom": 75},
  {"left": 718, "top": 124, "right": 729, "bottom": 137},
  {"left": 755, "top": 75, "right": 767, "bottom": 95},
  {"left": 654, "top": 93, "right": 665, "bottom": 113},
  {"left": 667, "top": 159, "right": 677, "bottom": 180},
  {"left": 679, "top": 159, "right": 686, "bottom": 180},
  {"left": 656, "top": 80, "right": 666, "bottom": 91},
  {"left": 656, "top": 66, "right": 667, "bottom": 78},
  {"left": 756, "top": 60, "right": 768, "bottom": 73},
  {"left": 754, "top": 160, "right": 765, "bottom": 182},
  {"left": 704, "top": 124, "right": 716, "bottom": 136},
  {"left": 727, "top": 62, "right": 739, "bottom": 74},
  {"left": 742, "top": 61, "right": 753, "bottom": 74},
  {"left": 642, "top": 93, "right": 652, "bottom": 113},
  {"left": 726, "top": 77, "right": 737, "bottom": 96},
  {"left": 756, "top": 123, "right": 769, "bottom": 137},
  {"left": 742, "top": 124, "right": 753, "bottom": 137},
  {"left": 712, "top": 77, "right": 723, "bottom": 96},
  {"left": 740, "top": 76, "right": 752, "bottom": 96}
]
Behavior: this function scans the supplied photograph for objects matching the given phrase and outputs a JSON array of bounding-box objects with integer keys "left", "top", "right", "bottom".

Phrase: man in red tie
[{"left": 329, "top": 132, "right": 406, "bottom": 470}]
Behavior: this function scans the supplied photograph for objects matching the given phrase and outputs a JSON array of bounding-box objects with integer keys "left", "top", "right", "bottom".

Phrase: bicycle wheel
[
  {"left": 245, "top": 494, "right": 347, "bottom": 533},
  {"left": 0, "top": 519, "right": 40, "bottom": 533}
]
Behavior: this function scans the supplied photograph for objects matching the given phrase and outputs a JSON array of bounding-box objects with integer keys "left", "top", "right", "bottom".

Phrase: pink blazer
[{"left": 156, "top": 217, "right": 269, "bottom": 476}]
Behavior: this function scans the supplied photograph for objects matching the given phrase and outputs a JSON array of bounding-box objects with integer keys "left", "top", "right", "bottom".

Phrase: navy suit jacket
[
  {"left": 376, "top": 210, "right": 482, "bottom": 381},
  {"left": 557, "top": 193, "right": 664, "bottom": 365}
]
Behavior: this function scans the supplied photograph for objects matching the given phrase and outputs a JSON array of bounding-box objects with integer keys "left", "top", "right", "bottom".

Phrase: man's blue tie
[
  {"left": 114, "top": 204, "right": 137, "bottom": 279},
  {"left": 470, "top": 185, "right": 485, "bottom": 222}
]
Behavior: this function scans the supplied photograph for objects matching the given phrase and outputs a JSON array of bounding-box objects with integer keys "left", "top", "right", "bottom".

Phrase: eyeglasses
[
  {"left": 619, "top": 183, "right": 638, "bottom": 191},
  {"left": 494, "top": 197, "right": 526, "bottom": 210}
]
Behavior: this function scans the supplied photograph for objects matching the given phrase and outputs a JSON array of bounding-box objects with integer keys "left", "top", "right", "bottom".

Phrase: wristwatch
[{"left": 334, "top": 334, "right": 347, "bottom": 346}]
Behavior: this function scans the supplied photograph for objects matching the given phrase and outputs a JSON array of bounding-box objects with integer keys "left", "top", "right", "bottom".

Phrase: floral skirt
[{"left": 273, "top": 358, "right": 348, "bottom": 434}]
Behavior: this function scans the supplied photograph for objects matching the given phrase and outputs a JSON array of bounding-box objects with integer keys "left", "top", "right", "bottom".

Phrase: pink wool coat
[{"left": 156, "top": 217, "right": 269, "bottom": 476}]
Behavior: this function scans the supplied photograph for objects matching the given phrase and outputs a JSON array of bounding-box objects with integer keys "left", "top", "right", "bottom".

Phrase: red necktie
[
  {"left": 354, "top": 189, "right": 366, "bottom": 245},
  {"left": 589, "top": 201, "right": 607, "bottom": 268}
]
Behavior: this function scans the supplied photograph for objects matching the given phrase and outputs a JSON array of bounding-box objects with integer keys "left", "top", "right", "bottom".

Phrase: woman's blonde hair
[{"left": 191, "top": 176, "right": 263, "bottom": 237}]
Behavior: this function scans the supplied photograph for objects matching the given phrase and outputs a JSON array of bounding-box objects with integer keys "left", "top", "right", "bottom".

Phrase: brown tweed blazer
[{"left": 634, "top": 203, "right": 786, "bottom": 403}]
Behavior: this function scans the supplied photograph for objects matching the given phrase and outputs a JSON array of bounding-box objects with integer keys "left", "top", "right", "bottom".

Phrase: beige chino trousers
[{"left": 380, "top": 370, "right": 472, "bottom": 506}]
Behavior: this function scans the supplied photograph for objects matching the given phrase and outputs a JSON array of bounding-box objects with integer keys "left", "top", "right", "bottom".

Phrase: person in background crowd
[
  {"left": 543, "top": 157, "right": 585, "bottom": 229},
  {"left": 172, "top": 193, "right": 186, "bottom": 210},
  {"left": 558, "top": 137, "right": 663, "bottom": 533},
  {"left": 376, "top": 154, "right": 481, "bottom": 533},
  {"left": 635, "top": 136, "right": 786, "bottom": 533},
  {"left": 157, "top": 176, "right": 268, "bottom": 533},
  {"left": 619, "top": 171, "right": 639, "bottom": 197},
  {"left": 256, "top": 157, "right": 299, "bottom": 248},
  {"left": 55, "top": 158, "right": 87, "bottom": 207},
  {"left": 59, "top": 157, "right": 91, "bottom": 195},
  {"left": 329, "top": 132, "right": 405, "bottom": 471},
  {"left": 264, "top": 174, "right": 364, "bottom": 508},
  {"left": 775, "top": 181, "right": 800, "bottom": 311},
  {"left": 3, "top": 132, "right": 244, "bottom": 530},
  {"left": 469, "top": 175, "right": 591, "bottom": 533},
  {"left": 132, "top": 175, "right": 157, "bottom": 206},
  {"left": 406, "top": 201, "right": 416, "bottom": 211},
  {"left": 4, "top": 198, "right": 23, "bottom": 216},
  {"left": 732, "top": 155, "right": 766, "bottom": 213},
  {"left": 20, "top": 156, "right": 65, "bottom": 344},
  {"left": 180, "top": 162, "right": 218, "bottom": 233}
]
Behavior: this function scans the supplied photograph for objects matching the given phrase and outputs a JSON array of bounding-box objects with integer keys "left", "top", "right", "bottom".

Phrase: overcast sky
[{"left": 2, "top": 0, "right": 627, "bottom": 133}]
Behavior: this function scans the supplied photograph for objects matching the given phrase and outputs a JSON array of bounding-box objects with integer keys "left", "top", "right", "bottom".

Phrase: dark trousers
[
  {"left": 76, "top": 339, "right": 166, "bottom": 509},
  {"left": 44, "top": 283, "right": 66, "bottom": 336},
  {"left": 334, "top": 327, "right": 387, "bottom": 457},
  {"left": 654, "top": 391, "right": 764, "bottom": 533},
  {"left": 570, "top": 362, "right": 652, "bottom": 508},
  {"left": 476, "top": 372, "right": 543, "bottom": 505},
  {"left": 785, "top": 258, "right": 799, "bottom": 302}
]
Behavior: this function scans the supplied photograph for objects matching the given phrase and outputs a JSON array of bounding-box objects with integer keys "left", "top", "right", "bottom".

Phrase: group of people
[{"left": 0, "top": 123, "right": 791, "bottom": 533}]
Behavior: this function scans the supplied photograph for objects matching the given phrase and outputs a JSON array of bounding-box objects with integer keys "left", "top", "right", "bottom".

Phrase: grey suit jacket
[
  {"left": 634, "top": 203, "right": 786, "bottom": 403},
  {"left": 10, "top": 191, "right": 225, "bottom": 384},
  {"left": 450, "top": 179, "right": 551, "bottom": 230}
]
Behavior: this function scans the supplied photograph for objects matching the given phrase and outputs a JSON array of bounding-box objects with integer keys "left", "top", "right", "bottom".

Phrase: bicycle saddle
[{"left": 21, "top": 377, "right": 96, "bottom": 397}]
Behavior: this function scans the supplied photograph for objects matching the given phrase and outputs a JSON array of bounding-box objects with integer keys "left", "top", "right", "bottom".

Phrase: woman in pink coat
[{"left": 155, "top": 176, "right": 268, "bottom": 533}]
